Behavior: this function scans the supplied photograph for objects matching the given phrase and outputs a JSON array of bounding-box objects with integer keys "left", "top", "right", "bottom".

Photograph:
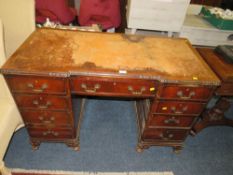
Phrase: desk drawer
[
  {"left": 14, "top": 94, "right": 70, "bottom": 110},
  {"left": 71, "top": 76, "right": 156, "bottom": 97},
  {"left": 142, "top": 128, "right": 188, "bottom": 141},
  {"left": 21, "top": 110, "right": 72, "bottom": 127},
  {"left": 6, "top": 76, "right": 67, "bottom": 94},
  {"left": 148, "top": 114, "right": 196, "bottom": 128},
  {"left": 158, "top": 85, "right": 214, "bottom": 101},
  {"left": 28, "top": 127, "right": 74, "bottom": 139},
  {"left": 151, "top": 101, "right": 205, "bottom": 115}
]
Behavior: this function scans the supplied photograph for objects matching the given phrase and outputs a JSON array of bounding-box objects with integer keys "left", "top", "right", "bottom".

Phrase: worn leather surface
[{"left": 2, "top": 29, "right": 220, "bottom": 85}]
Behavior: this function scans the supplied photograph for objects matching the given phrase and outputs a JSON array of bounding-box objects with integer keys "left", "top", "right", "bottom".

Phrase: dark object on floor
[
  {"left": 221, "top": 0, "right": 233, "bottom": 10},
  {"left": 214, "top": 45, "right": 233, "bottom": 63}
]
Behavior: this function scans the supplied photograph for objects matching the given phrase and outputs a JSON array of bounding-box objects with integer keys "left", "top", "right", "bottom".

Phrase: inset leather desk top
[{"left": 1, "top": 29, "right": 220, "bottom": 85}]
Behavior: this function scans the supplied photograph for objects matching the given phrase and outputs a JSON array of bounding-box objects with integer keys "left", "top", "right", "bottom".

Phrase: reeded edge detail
[{"left": 0, "top": 69, "right": 220, "bottom": 86}]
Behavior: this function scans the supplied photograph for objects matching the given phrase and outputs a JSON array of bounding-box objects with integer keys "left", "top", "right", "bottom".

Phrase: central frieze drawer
[
  {"left": 142, "top": 128, "right": 188, "bottom": 141},
  {"left": 6, "top": 76, "right": 67, "bottom": 94},
  {"left": 151, "top": 101, "right": 205, "bottom": 115},
  {"left": 148, "top": 114, "right": 196, "bottom": 128},
  {"left": 158, "top": 85, "right": 214, "bottom": 101},
  {"left": 14, "top": 94, "right": 69, "bottom": 110},
  {"left": 71, "top": 76, "right": 157, "bottom": 97},
  {"left": 21, "top": 110, "right": 72, "bottom": 127}
]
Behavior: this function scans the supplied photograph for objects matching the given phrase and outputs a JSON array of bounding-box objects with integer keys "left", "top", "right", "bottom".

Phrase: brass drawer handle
[
  {"left": 33, "top": 100, "right": 52, "bottom": 109},
  {"left": 39, "top": 116, "right": 55, "bottom": 124},
  {"left": 81, "top": 83, "right": 100, "bottom": 93},
  {"left": 176, "top": 90, "right": 195, "bottom": 99},
  {"left": 27, "top": 83, "right": 48, "bottom": 92},
  {"left": 159, "top": 131, "right": 174, "bottom": 140},
  {"left": 171, "top": 106, "right": 188, "bottom": 114},
  {"left": 164, "top": 117, "right": 180, "bottom": 124},
  {"left": 42, "top": 131, "right": 59, "bottom": 136},
  {"left": 128, "top": 86, "right": 145, "bottom": 95}
]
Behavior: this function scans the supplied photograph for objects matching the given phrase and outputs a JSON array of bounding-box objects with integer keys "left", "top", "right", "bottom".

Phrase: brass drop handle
[
  {"left": 33, "top": 100, "right": 52, "bottom": 109},
  {"left": 159, "top": 131, "right": 174, "bottom": 140},
  {"left": 43, "top": 130, "right": 59, "bottom": 136},
  {"left": 171, "top": 106, "right": 188, "bottom": 114},
  {"left": 39, "top": 116, "right": 55, "bottom": 124},
  {"left": 128, "top": 86, "right": 146, "bottom": 95},
  {"left": 81, "top": 83, "right": 100, "bottom": 93},
  {"left": 164, "top": 116, "right": 180, "bottom": 124},
  {"left": 27, "top": 83, "right": 48, "bottom": 92},
  {"left": 176, "top": 90, "right": 195, "bottom": 99}
]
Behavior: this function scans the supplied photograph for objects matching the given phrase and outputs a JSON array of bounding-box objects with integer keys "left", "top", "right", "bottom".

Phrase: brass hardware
[
  {"left": 171, "top": 106, "right": 188, "bottom": 114},
  {"left": 128, "top": 86, "right": 146, "bottom": 95},
  {"left": 164, "top": 116, "right": 180, "bottom": 124},
  {"left": 33, "top": 100, "right": 52, "bottom": 109},
  {"left": 176, "top": 90, "right": 195, "bottom": 99},
  {"left": 159, "top": 131, "right": 174, "bottom": 140},
  {"left": 81, "top": 83, "right": 100, "bottom": 93},
  {"left": 42, "top": 131, "right": 59, "bottom": 136},
  {"left": 32, "top": 100, "right": 39, "bottom": 105},
  {"left": 38, "top": 116, "right": 55, "bottom": 124},
  {"left": 27, "top": 83, "right": 48, "bottom": 92},
  {"left": 150, "top": 87, "right": 155, "bottom": 92}
]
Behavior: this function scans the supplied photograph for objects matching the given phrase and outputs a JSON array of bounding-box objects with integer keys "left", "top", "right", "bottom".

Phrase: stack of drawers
[
  {"left": 4, "top": 75, "right": 79, "bottom": 150},
  {"left": 136, "top": 83, "right": 215, "bottom": 153}
]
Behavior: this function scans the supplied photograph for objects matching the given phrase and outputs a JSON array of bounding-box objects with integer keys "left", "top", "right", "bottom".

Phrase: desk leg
[
  {"left": 66, "top": 98, "right": 86, "bottom": 151},
  {"left": 30, "top": 140, "right": 41, "bottom": 150},
  {"left": 66, "top": 138, "right": 80, "bottom": 151},
  {"left": 192, "top": 97, "right": 233, "bottom": 135}
]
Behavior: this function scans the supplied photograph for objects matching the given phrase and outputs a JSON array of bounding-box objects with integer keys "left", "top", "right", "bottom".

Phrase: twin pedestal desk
[{"left": 1, "top": 29, "right": 223, "bottom": 153}]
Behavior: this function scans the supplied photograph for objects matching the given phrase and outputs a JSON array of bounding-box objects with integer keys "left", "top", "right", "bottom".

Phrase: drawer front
[
  {"left": 14, "top": 94, "right": 69, "bottom": 110},
  {"left": 21, "top": 110, "right": 72, "bottom": 127},
  {"left": 114, "top": 79, "right": 156, "bottom": 97},
  {"left": 142, "top": 128, "right": 188, "bottom": 141},
  {"left": 6, "top": 76, "right": 67, "bottom": 94},
  {"left": 152, "top": 101, "right": 205, "bottom": 115},
  {"left": 148, "top": 114, "right": 196, "bottom": 128},
  {"left": 71, "top": 76, "right": 156, "bottom": 97},
  {"left": 158, "top": 85, "right": 214, "bottom": 101},
  {"left": 28, "top": 127, "right": 74, "bottom": 139},
  {"left": 71, "top": 77, "right": 114, "bottom": 95}
]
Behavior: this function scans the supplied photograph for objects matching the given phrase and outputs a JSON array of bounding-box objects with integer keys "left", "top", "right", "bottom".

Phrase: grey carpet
[{"left": 4, "top": 98, "right": 233, "bottom": 175}]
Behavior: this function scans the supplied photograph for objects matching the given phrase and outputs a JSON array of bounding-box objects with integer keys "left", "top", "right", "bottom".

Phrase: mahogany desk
[
  {"left": 0, "top": 29, "right": 220, "bottom": 153},
  {"left": 193, "top": 48, "right": 233, "bottom": 134}
]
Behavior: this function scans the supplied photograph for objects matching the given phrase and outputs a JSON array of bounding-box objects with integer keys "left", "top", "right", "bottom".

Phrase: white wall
[{"left": 0, "top": 0, "right": 35, "bottom": 58}]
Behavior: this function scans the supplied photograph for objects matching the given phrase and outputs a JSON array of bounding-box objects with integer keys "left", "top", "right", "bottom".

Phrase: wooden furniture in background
[
  {"left": 0, "top": 29, "right": 220, "bottom": 153},
  {"left": 192, "top": 48, "right": 233, "bottom": 134},
  {"left": 190, "top": 0, "right": 222, "bottom": 7}
]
